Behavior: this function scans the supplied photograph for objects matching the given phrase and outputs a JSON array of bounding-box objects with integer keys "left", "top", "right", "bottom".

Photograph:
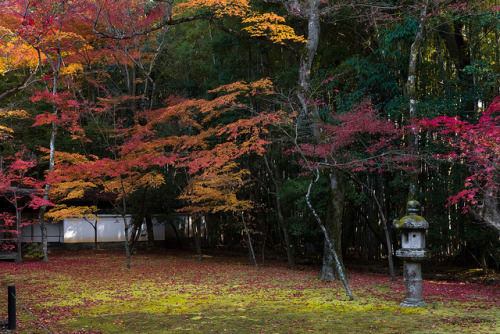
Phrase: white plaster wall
[
  {"left": 21, "top": 222, "right": 63, "bottom": 243},
  {"left": 18, "top": 214, "right": 193, "bottom": 243},
  {"left": 64, "top": 215, "right": 125, "bottom": 243}
]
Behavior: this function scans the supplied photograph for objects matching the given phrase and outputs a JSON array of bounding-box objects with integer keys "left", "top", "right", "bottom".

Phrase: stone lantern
[{"left": 394, "top": 200, "right": 430, "bottom": 307}]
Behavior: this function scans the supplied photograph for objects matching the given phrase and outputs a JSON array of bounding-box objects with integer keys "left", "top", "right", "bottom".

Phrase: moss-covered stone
[{"left": 394, "top": 215, "right": 429, "bottom": 229}]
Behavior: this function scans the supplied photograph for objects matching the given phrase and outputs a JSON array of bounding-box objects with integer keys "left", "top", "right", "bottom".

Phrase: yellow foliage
[
  {"left": 45, "top": 205, "right": 98, "bottom": 223},
  {"left": 179, "top": 162, "right": 253, "bottom": 214},
  {"left": 4, "top": 110, "right": 30, "bottom": 118},
  {"left": 208, "top": 78, "right": 274, "bottom": 95},
  {"left": 173, "top": 0, "right": 304, "bottom": 45},
  {"left": 98, "top": 171, "right": 164, "bottom": 201},
  {"left": 60, "top": 62, "right": 83, "bottom": 76},
  {"left": 0, "top": 109, "right": 30, "bottom": 140},
  {"left": 242, "top": 13, "right": 307, "bottom": 44},
  {"left": 174, "top": 0, "right": 250, "bottom": 18},
  {"left": 0, "top": 125, "right": 14, "bottom": 141},
  {"left": 242, "top": 12, "right": 285, "bottom": 24},
  {"left": 53, "top": 151, "right": 91, "bottom": 165},
  {"left": 137, "top": 172, "right": 165, "bottom": 189},
  {"left": 0, "top": 41, "right": 39, "bottom": 73},
  {"left": 0, "top": 125, "right": 13, "bottom": 133},
  {"left": 50, "top": 180, "right": 97, "bottom": 202}
]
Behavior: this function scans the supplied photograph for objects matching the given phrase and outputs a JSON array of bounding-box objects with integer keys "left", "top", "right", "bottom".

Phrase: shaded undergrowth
[{"left": 0, "top": 251, "right": 498, "bottom": 333}]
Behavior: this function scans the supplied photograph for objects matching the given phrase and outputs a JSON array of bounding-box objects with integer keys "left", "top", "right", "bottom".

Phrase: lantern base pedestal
[{"left": 400, "top": 299, "right": 426, "bottom": 308}]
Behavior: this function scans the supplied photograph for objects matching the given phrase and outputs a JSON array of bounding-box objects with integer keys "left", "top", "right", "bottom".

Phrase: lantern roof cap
[
  {"left": 394, "top": 215, "right": 429, "bottom": 229},
  {"left": 394, "top": 200, "right": 429, "bottom": 229}
]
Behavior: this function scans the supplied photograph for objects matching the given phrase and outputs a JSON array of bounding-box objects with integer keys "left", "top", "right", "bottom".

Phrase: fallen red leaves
[{"left": 0, "top": 251, "right": 498, "bottom": 333}]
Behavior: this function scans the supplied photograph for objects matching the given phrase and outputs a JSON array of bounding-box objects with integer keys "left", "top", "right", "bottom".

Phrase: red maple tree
[
  {"left": 0, "top": 151, "right": 52, "bottom": 262},
  {"left": 418, "top": 97, "right": 500, "bottom": 236}
]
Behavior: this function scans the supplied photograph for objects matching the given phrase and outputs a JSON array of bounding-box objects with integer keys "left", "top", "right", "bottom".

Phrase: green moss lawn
[{"left": 0, "top": 251, "right": 498, "bottom": 333}]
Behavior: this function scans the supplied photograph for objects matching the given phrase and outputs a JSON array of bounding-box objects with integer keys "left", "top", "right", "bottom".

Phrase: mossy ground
[{"left": 0, "top": 250, "right": 498, "bottom": 333}]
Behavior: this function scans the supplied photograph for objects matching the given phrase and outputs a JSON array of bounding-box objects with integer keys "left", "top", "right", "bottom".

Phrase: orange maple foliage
[
  {"left": 179, "top": 162, "right": 253, "bottom": 215},
  {"left": 173, "top": 0, "right": 306, "bottom": 45},
  {"left": 141, "top": 79, "right": 288, "bottom": 173},
  {"left": 45, "top": 204, "right": 98, "bottom": 223},
  {"left": 0, "top": 109, "right": 30, "bottom": 141},
  {"left": 138, "top": 79, "right": 290, "bottom": 215},
  {"left": 0, "top": 0, "right": 97, "bottom": 74}
]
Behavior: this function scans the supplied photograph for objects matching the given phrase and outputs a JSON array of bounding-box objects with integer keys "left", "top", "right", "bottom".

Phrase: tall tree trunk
[
  {"left": 118, "top": 177, "right": 131, "bottom": 268},
  {"left": 129, "top": 222, "right": 140, "bottom": 251},
  {"left": 321, "top": 169, "right": 345, "bottom": 281},
  {"left": 377, "top": 175, "right": 396, "bottom": 281},
  {"left": 170, "top": 220, "right": 182, "bottom": 248},
  {"left": 241, "top": 212, "right": 259, "bottom": 271},
  {"left": 194, "top": 216, "right": 202, "bottom": 261},
  {"left": 469, "top": 24, "right": 478, "bottom": 115},
  {"left": 39, "top": 118, "right": 57, "bottom": 261},
  {"left": 496, "top": 0, "right": 499, "bottom": 66},
  {"left": 437, "top": 18, "right": 474, "bottom": 113},
  {"left": 36, "top": 11, "right": 66, "bottom": 260},
  {"left": 261, "top": 218, "right": 268, "bottom": 265},
  {"left": 437, "top": 20, "right": 471, "bottom": 81},
  {"left": 307, "top": 167, "right": 354, "bottom": 300},
  {"left": 407, "top": 0, "right": 428, "bottom": 156},
  {"left": 405, "top": 0, "right": 428, "bottom": 209},
  {"left": 281, "top": 225, "right": 294, "bottom": 268},
  {"left": 263, "top": 154, "right": 294, "bottom": 268},
  {"left": 123, "top": 214, "right": 131, "bottom": 268},
  {"left": 145, "top": 212, "right": 155, "bottom": 251},
  {"left": 94, "top": 221, "right": 98, "bottom": 252},
  {"left": 294, "top": 0, "right": 347, "bottom": 278},
  {"left": 436, "top": 32, "right": 448, "bottom": 95},
  {"left": 15, "top": 201, "right": 21, "bottom": 264},
  {"left": 130, "top": 188, "right": 149, "bottom": 251}
]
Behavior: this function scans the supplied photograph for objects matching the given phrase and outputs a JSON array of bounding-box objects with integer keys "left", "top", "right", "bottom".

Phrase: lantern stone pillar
[{"left": 394, "top": 200, "right": 430, "bottom": 307}]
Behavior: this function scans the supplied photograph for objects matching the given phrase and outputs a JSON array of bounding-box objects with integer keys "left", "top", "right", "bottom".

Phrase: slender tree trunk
[
  {"left": 94, "top": 221, "right": 98, "bottom": 252},
  {"left": 282, "top": 225, "right": 294, "bottom": 269},
  {"left": 354, "top": 174, "right": 396, "bottom": 280},
  {"left": 15, "top": 202, "right": 21, "bottom": 264},
  {"left": 39, "top": 120, "right": 57, "bottom": 261},
  {"left": 263, "top": 154, "right": 294, "bottom": 268},
  {"left": 119, "top": 177, "right": 131, "bottom": 268},
  {"left": 261, "top": 218, "right": 268, "bottom": 265},
  {"left": 241, "top": 212, "right": 259, "bottom": 271},
  {"left": 170, "top": 221, "right": 182, "bottom": 248},
  {"left": 405, "top": 1, "right": 428, "bottom": 208},
  {"left": 321, "top": 168, "right": 345, "bottom": 281},
  {"left": 195, "top": 216, "right": 202, "bottom": 261},
  {"left": 496, "top": 0, "right": 499, "bottom": 66},
  {"left": 145, "top": 212, "right": 155, "bottom": 251},
  {"left": 129, "top": 222, "right": 140, "bottom": 250},
  {"left": 123, "top": 215, "right": 131, "bottom": 268},
  {"left": 307, "top": 167, "right": 353, "bottom": 300},
  {"left": 131, "top": 65, "right": 137, "bottom": 112},
  {"left": 130, "top": 188, "right": 149, "bottom": 251},
  {"left": 124, "top": 63, "right": 131, "bottom": 95},
  {"left": 377, "top": 175, "right": 396, "bottom": 281},
  {"left": 469, "top": 24, "right": 478, "bottom": 115},
  {"left": 37, "top": 26, "right": 64, "bottom": 261},
  {"left": 296, "top": 0, "right": 322, "bottom": 137},
  {"left": 294, "top": 0, "right": 349, "bottom": 280},
  {"left": 436, "top": 33, "right": 448, "bottom": 95},
  {"left": 407, "top": 0, "right": 428, "bottom": 156}
]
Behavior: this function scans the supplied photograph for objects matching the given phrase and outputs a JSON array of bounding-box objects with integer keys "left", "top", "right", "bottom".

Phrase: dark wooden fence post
[{"left": 7, "top": 285, "right": 16, "bottom": 330}]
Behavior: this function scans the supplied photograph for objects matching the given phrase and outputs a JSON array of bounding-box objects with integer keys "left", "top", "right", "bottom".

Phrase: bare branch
[{"left": 0, "top": 69, "right": 39, "bottom": 101}]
